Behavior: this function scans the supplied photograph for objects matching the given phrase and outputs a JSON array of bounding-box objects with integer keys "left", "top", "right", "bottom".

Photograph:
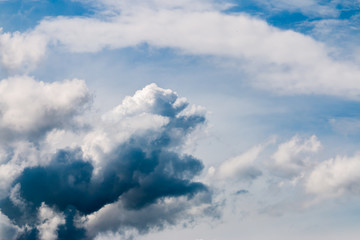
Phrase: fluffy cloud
[
  {"left": 1, "top": 0, "right": 360, "bottom": 98},
  {"left": 82, "top": 83, "right": 203, "bottom": 171},
  {"left": 0, "top": 76, "right": 91, "bottom": 199},
  {"left": 0, "top": 81, "right": 212, "bottom": 240},
  {"left": 306, "top": 154, "right": 360, "bottom": 200},
  {"left": 0, "top": 29, "right": 47, "bottom": 71},
  {"left": 270, "top": 135, "right": 321, "bottom": 178},
  {"left": 0, "top": 76, "right": 91, "bottom": 142}
]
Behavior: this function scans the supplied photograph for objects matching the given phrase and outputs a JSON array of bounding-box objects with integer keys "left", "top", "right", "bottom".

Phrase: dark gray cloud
[{"left": 1, "top": 142, "right": 207, "bottom": 239}]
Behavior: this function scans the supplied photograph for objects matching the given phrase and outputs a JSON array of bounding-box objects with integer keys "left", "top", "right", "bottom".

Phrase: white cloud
[
  {"left": 270, "top": 135, "right": 321, "bottom": 178},
  {"left": 102, "top": 83, "right": 187, "bottom": 120},
  {"left": 306, "top": 154, "right": 360, "bottom": 200},
  {"left": 9, "top": 184, "right": 26, "bottom": 209},
  {"left": 216, "top": 145, "right": 263, "bottom": 180},
  {"left": 0, "top": 29, "right": 47, "bottom": 71},
  {"left": 35, "top": 10, "right": 327, "bottom": 63},
  {"left": 0, "top": 75, "right": 91, "bottom": 141},
  {"left": 37, "top": 203, "right": 66, "bottom": 240},
  {"left": 0, "top": 1, "right": 359, "bottom": 98},
  {"left": 82, "top": 83, "right": 202, "bottom": 172}
]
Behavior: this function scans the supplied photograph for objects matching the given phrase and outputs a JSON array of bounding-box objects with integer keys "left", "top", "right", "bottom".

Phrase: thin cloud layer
[
  {"left": 253, "top": 0, "right": 339, "bottom": 17},
  {"left": 0, "top": 80, "right": 212, "bottom": 240}
]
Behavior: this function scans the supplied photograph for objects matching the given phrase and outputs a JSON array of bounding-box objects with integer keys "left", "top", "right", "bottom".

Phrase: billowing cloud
[
  {"left": 0, "top": 75, "right": 91, "bottom": 200},
  {"left": 82, "top": 83, "right": 204, "bottom": 171},
  {"left": 0, "top": 81, "right": 212, "bottom": 239},
  {"left": 0, "top": 76, "right": 91, "bottom": 200}
]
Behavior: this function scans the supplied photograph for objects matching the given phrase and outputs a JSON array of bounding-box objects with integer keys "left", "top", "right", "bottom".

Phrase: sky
[{"left": 0, "top": 0, "right": 360, "bottom": 239}]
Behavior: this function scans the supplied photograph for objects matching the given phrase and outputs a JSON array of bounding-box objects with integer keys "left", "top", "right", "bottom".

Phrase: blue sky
[{"left": 0, "top": 0, "right": 360, "bottom": 239}]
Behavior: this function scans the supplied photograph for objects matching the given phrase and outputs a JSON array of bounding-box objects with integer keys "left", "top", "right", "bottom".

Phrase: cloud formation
[
  {"left": 0, "top": 81, "right": 211, "bottom": 240},
  {"left": 1, "top": 0, "right": 360, "bottom": 98}
]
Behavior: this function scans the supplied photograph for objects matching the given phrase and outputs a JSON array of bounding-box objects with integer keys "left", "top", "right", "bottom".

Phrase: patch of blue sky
[
  {"left": 224, "top": 1, "right": 266, "bottom": 17},
  {"left": 264, "top": 95, "right": 360, "bottom": 133},
  {"left": 30, "top": 44, "right": 215, "bottom": 85},
  {"left": 338, "top": 8, "right": 360, "bottom": 20},
  {"left": 224, "top": 0, "right": 360, "bottom": 34},
  {"left": 0, "top": 0, "right": 93, "bottom": 32},
  {"left": 224, "top": 2, "right": 319, "bottom": 33}
]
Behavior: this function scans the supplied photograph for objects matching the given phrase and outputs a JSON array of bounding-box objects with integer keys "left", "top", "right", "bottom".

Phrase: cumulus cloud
[
  {"left": 0, "top": 76, "right": 91, "bottom": 198},
  {"left": 1, "top": 0, "right": 360, "bottom": 98},
  {"left": 306, "top": 154, "right": 360, "bottom": 200},
  {"left": 270, "top": 135, "right": 321, "bottom": 178},
  {"left": 0, "top": 81, "right": 212, "bottom": 239},
  {"left": 82, "top": 83, "right": 204, "bottom": 171}
]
